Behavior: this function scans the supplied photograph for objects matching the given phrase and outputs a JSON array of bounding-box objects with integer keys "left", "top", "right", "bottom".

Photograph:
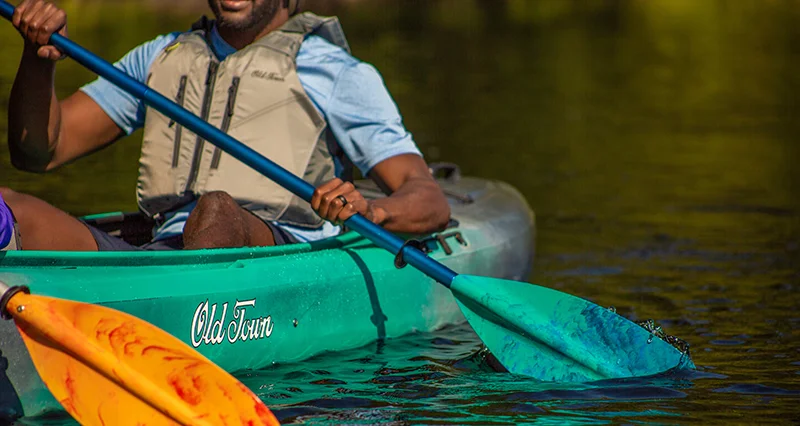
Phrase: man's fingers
[
  {"left": 311, "top": 179, "right": 343, "bottom": 211},
  {"left": 13, "top": 0, "right": 67, "bottom": 59},
  {"left": 338, "top": 197, "right": 366, "bottom": 222},
  {"left": 331, "top": 189, "right": 365, "bottom": 223},
  {"left": 36, "top": 9, "right": 65, "bottom": 46},
  {"left": 36, "top": 15, "right": 66, "bottom": 59},
  {"left": 56, "top": 10, "right": 67, "bottom": 36},
  {"left": 11, "top": 0, "right": 28, "bottom": 27},
  {"left": 325, "top": 197, "right": 346, "bottom": 223},
  {"left": 31, "top": 13, "right": 52, "bottom": 45},
  {"left": 312, "top": 180, "right": 379, "bottom": 225},
  {"left": 37, "top": 46, "right": 60, "bottom": 60},
  {"left": 20, "top": 0, "right": 45, "bottom": 38},
  {"left": 317, "top": 182, "right": 351, "bottom": 220},
  {"left": 37, "top": 45, "right": 49, "bottom": 59}
]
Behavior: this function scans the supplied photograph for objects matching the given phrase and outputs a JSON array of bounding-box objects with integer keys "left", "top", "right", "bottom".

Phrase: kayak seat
[{"left": 81, "top": 212, "right": 155, "bottom": 246}]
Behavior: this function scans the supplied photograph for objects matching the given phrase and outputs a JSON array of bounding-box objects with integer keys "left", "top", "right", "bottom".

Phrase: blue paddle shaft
[{"left": 0, "top": 1, "right": 457, "bottom": 286}]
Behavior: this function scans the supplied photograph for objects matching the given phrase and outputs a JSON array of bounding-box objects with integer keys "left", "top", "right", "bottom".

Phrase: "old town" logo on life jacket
[{"left": 191, "top": 299, "right": 274, "bottom": 348}]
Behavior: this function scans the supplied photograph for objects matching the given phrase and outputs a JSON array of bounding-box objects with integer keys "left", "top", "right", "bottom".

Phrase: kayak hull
[{"left": 0, "top": 176, "right": 535, "bottom": 420}]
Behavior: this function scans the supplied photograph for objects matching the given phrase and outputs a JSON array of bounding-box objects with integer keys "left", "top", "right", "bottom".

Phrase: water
[{"left": 2, "top": 0, "right": 799, "bottom": 423}]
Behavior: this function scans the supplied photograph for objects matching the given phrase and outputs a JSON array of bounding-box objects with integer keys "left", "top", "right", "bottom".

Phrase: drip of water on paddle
[
  {"left": 605, "top": 305, "right": 692, "bottom": 364},
  {"left": 636, "top": 318, "right": 692, "bottom": 360}
]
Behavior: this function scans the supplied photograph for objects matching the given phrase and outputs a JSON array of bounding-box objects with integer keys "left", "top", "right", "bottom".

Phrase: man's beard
[{"left": 208, "top": 0, "right": 282, "bottom": 32}]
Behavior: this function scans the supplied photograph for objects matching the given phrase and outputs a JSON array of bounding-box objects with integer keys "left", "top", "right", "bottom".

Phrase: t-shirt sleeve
[
  {"left": 80, "top": 33, "right": 180, "bottom": 135},
  {"left": 324, "top": 61, "right": 422, "bottom": 175}
]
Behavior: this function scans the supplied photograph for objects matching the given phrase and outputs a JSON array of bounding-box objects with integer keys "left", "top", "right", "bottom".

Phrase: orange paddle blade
[{"left": 6, "top": 292, "right": 279, "bottom": 426}]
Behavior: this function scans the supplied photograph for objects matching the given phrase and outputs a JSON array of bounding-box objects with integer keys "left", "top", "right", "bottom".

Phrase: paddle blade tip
[{"left": 451, "top": 274, "right": 694, "bottom": 382}]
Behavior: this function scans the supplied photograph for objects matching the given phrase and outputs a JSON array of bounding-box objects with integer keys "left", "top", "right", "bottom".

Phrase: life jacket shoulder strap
[{"left": 279, "top": 12, "right": 351, "bottom": 53}]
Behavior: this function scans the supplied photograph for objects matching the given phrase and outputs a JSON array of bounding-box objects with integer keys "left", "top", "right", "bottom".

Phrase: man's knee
[
  {"left": 196, "top": 191, "right": 238, "bottom": 211},
  {"left": 0, "top": 188, "right": 49, "bottom": 226},
  {"left": 191, "top": 191, "right": 241, "bottom": 223},
  {"left": 0, "top": 187, "right": 28, "bottom": 212},
  {"left": 184, "top": 192, "right": 253, "bottom": 248},
  {"left": 0, "top": 187, "right": 17, "bottom": 202}
]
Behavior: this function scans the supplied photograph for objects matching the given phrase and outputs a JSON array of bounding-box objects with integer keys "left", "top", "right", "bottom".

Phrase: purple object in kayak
[{"left": 0, "top": 193, "right": 15, "bottom": 248}]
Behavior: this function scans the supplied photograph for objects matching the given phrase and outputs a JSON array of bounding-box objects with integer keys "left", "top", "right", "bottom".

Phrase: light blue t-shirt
[{"left": 81, "top": 25, "right": 421, "bottom": 243}]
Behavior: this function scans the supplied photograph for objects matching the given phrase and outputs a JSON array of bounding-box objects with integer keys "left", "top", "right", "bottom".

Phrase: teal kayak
[{"left": 0, "top": 173, "right": 535, "bottom": 420}]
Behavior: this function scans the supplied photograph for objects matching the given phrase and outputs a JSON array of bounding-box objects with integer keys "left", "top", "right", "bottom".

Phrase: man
[{"left": 2, "top": 0, "right": 451, "bottom": 251}]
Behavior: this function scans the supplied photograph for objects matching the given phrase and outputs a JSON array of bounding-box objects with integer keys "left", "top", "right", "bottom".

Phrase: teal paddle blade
[{"left": 451, "top": 275, "right": 695, "bottom": 382}]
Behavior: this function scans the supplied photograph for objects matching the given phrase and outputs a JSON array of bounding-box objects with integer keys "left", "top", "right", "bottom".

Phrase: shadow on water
[
  {"left": 0, "top": 351, "right": 23, "bottom": 420},
  {"left": 1, "top": 0, "right": 799, "bottom": 424}
]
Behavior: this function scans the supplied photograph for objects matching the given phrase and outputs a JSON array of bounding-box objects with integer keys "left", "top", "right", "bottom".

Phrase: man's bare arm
[
  {"left": 366, "top": 154, "right": 451, "bottom": 234},
  {"left": 8, "top": 0, "right": 123, "bottom": 173}
]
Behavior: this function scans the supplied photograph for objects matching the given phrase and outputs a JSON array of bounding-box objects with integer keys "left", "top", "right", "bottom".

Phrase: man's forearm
[
  {"left": 370, "top": 177, "right": 451, "bottom": 235},
  {"left": 8, "top": 46, "right": 62, "bottom": 172}
]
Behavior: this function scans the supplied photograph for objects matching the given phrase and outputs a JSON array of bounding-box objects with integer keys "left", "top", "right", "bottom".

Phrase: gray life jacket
[{"left": 138, "top": 12, "right": 352, "bottom": 228}]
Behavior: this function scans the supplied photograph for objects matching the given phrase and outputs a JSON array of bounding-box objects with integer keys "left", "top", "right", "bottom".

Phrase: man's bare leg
[
  {"left": 183, "top": 191, "right": 276, "bottom": 250},
  {"left": 0, "top": 187, "right": 98, "bottom": 251}
]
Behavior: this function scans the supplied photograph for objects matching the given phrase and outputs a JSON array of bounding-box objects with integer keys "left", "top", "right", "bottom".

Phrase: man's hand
[
  {"left": 12, "top": 0, "right": 67, "bottom": 60},
  {"left": 310, "top": 154, "right": 451, "bottom": 235},
  {"left": 311, "top": 178, "right": 389, "bottom": 226}
]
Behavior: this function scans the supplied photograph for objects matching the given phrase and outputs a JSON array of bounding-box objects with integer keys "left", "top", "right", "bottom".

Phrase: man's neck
[{"left": 217, "top": 9, "right": 290, "bottom": 50}]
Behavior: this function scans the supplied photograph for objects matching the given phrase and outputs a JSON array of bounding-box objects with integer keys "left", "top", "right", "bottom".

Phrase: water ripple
[{"left": 713, "top": 384, "right": 800, "bottom": 396}]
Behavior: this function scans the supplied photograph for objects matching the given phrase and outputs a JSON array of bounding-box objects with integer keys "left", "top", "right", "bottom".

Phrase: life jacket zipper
[
  {"left": 170, "top": 75, "right": 188, "bottom": 168},
  {"left": 211, "top": 76, "right": 240, "bottom": 170},
  {"left": 185, "top": 61, "right": 219, "bottom": 194}
]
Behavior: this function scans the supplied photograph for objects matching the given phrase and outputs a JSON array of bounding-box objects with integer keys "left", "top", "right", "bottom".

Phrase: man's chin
[
  {"left": 217, "top": 16, "right": 257, "bottom": 31},
  {"left": 209, "top": 0, "right": 253, "bottom": 25},
  {"left": 210, "top": 0, "right": 281, "bottom": 33}
]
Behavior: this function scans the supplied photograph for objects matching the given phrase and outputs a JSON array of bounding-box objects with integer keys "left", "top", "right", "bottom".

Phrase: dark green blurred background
[{"left": 1, "top": 0, "right": 797, "bottom": 223}]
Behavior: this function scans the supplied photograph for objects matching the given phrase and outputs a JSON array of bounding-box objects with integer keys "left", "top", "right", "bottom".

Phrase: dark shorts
[{"left": 83, "top": 221, "right": 298, "bottom": 252}]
